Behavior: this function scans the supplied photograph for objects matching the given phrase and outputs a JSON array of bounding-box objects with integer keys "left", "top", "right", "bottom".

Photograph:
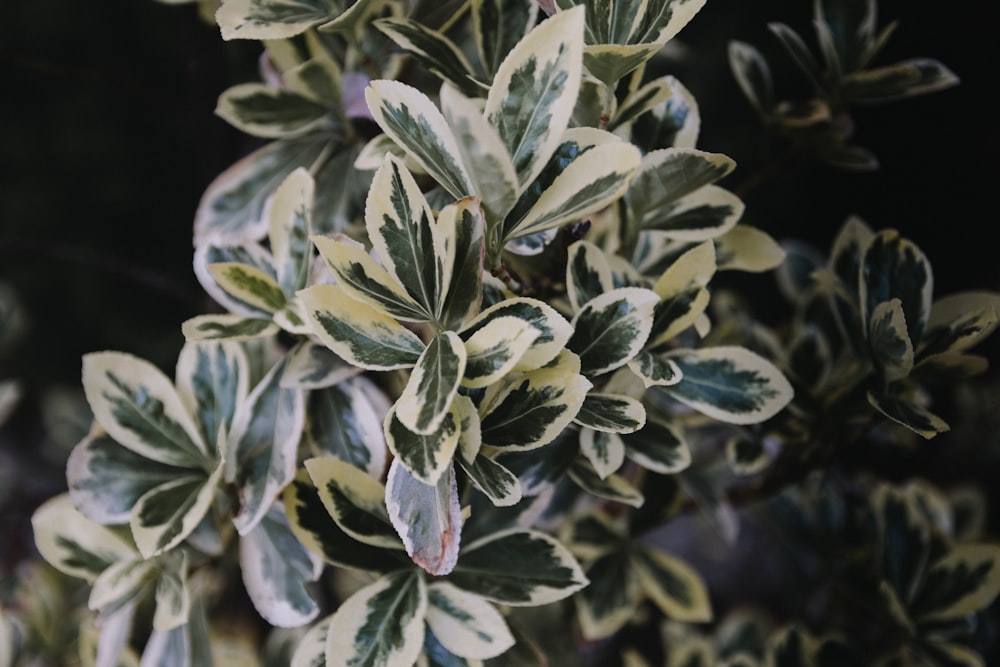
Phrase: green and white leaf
[
  {"left": 268, "top": 167, "right": 315, "bottom": 295},
  {"left": 426, "top": 582, "right": 515, "bottom": 659},
  {"left": 728, "top": 40, "right": 773, "bottom": 114},
  {"left": 628, "top": 74, "right": 701, "bottom": 150},
  {"left": 194, "top": 243, "right": 278, "bottom": 317},
  {"left": 630, "top": 149, "right": 736, "bottom": 227},
  {"left": 479, "top": 366, "right": 591, "bottom": 451},
  {"left": 306, "top": 379, "right": 387, "bottom": 477},
  {"left": 623, "top": 0, "right": 708, "bottom": 46},
  {"left": 456, "top": 452, "right": 522, "bottom": 507},
  {"left": 627, "top": 350, "right": 682, "bottom": 388},
  {"left": 130, "top": 462, "right": 224, "bottom": 558},
  {"left": 229, "top": 357, "right": 306, "bottom": 535},
  {"left": 632, "top": 548, "right": 712, "bottom": 622},
  {"left": 437, "top": 197, "right": 487, "bottom": 330},
  {"left": 284, "top": 54, "right": 345, "bottom": 111},
  {"left": 290, "top": 615, "right": 332, "bottom": 667},
  {"left": 575, "top": 550, "right": 640, "bottom": 640},
  {"left": 641, "top": 185, "right": 744, "bottom": 240},
  {"left": 568, "top": 458, "right": 644, "bottom": 507},
  {"left": 374, "top": 18, "right": 481, "bottom": 96},
  {"left": 860, "top": 230, "right": 934, "bottom": 348},
  {"left": 460, "top": 297, "right": 573, "bottom": 371},
  {"left": 450, "top": 529, "right": 588, "bottom": 606},
  {"left": 582, "top": 42, "right": 661, "bottom": 87},
  {"left": 151, "top": 551, "right": 190, "bottom": 631},
  {"left": 867, "top": 388, "right": 949, "bottom": 439},
  {"left": 386, "top": 459, "right": 463, "bottom": 576},
  {"left": 385, "top": 404, "right": 460, "bottom": 485},
  {"left": 311, "top": 234, "right": 429, "bottom": 322},
  {"left": 304, "top": 456, "right": 399, "bottom": 550},
  {"left": 396, "top": 332, "right": 466, "bottom": 436},
  {"left": 300, "top": 283, "right": 425, "bottom": 370},
  {"left": 471, "top": 0, "right": 538, "bottom": 76},
  {"left": 714, "top": 225, "right": 786, "bottom": 273},
  {"left": 365, "top": 80, "right": 474, "bottom": 200},
  {"left": 462, "top": 316, "right": 538, "bottom": 389},
  {"left": 240, "top": 503, "right": 323, "bottom": 628},
  {"left": 217, "top": 0, "right": 337, "bottom": 41},
  {"left": 566, "top": 240, "right": 614, "bottom": 313},
  {"left": 868, "top": 299, "right": 914, "bottom": 383},
  {"left": 623, "top": 418, "right": 691, "bottom": 473},
  {"left": 660, "top": 346, "right": 794, "bottom": 425},
  {"left": 325, "top": 570, "right": 427, "bottom": 667},
  {"left": 176, "top": 340, "right": 249, "bottom": 457},
  {"left": 215, "top": 83, "right": 331, "bottom": 139},
  {"left": 841, "top": 58, "right": 959, "bottom": 103},
  {"left": 31, "top": 493, "right": 135, "bottom": 583},
  {"left": 910, "top": 543, "right": 1000, "bottom": 623},
  {"left": 181, "top": 314, "right": 279, "bottom": 342},
  {"left": 485, "top": 6, "right": 585, "bottom": 189},
  {"left": 574, "top": 393, "right": 646, "bottom": 434},
  {"left": 568, "top": 287, "right": 659, "bottom": 376},
  {"left": 283, "top": 340, "right": 361, "bottom": 389},
  {"left": 609, "top": 75, "right": 676, "bottom": 132},
  {"left": 923, "top": 291, "right": 1000, "bottom": 355},
  {"left": 579, "top": 429, "right": 626, "bottom": 479},
  {"left": 82, "top": 351, "right": 213, "bottom": 469},
  {"left": 209, "top": 262, "right": 288, "bottom": 316},
  {"left": 89, "top": 557, "right": 155, "bottom": 621}
]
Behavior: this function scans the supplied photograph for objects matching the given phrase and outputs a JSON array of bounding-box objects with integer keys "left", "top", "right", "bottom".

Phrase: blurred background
[{"left": 1, "top": 0, "right": 998, "bottom": 650}]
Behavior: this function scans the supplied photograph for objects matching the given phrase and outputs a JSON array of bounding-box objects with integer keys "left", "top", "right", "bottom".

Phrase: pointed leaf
[
  {"left": 728, "top": 40, "right": 773, "bottom": 114},
  {"left": 385, "top": 404, "right": 461, "bottom": 485},
  {"left": 568, "top": 457, "right": 644, "bottom": 507},
  {"left": 396, "top": 333, "right": 467, "bottom": 436},
  {"left": 131, "top": 464, "right": 224, "bottom": 558},
  {"left": 661, "top": 346, "right": 793, "bottom": 425},
  {"left": 621, "top": 418, "right": 691, "bottom": 474},
  {"left": 566, "top": 240, "right": 614, "bottom": 313},
  {"left": 861, "top": 230, "right": 933, "bottom": 348},
  {"left": 426, "top": 582, "right": 515, "bottom": 660},
  {"left": 576, "top": 551, "right": 640, "bottom": 640},
  {"left": 627, "top": 350, "right": 682, "bottom": 388},
  {"left": 215, "top": 83, "right": 331, "bottom": 139},
  {"left": 300, "top": 283, "right": 425, "bottom": 370},
  {"left": 867, "top": 388, "right": 949, "bottom": 439},
  {"left": 374, "top": 18, "right": 481, "bottom": 96},
  {"left": 579, "top": 428, "right": 626, "bottom": 479},
  {"left": 461, "top": 316, "right": 538, "bottom": 389},
  {"left": 450, "top": 529, "right": 588, "bottom": 605},
  {"left": 460, "top": 297, "right": 573, "bottom": 371},
  {"left": 471, "top": 0, "right": 537, "bottom": 75},
  {"left": 217, "top": 0, "right": 336, "bottom": 40},
  {"left": 386, "top": 459, "right": 462, "bottom": 576},
  {"left": 326, "top": 570, "right": 427, "bottom": 667},
  {"left": 869, "top": 299, "right": 915, "bottom": 382},
  {"left": 456, "top": 453, "right": 522, "bottom": 508},
  {"left": 152, "top": 551, "right": 190, "bottom": 631},
  {"left": 714, "top": 225, "right": 786, "bottom": 273},
  {"left": 175, "top": 340, "right": 249, "bottom": 457},
  {"left": 194, "top": 241, "right": 278, "bottom": 317},
  {"left": 922, "top": 291, "right": 1000, "bottom": 356},
  {"left": 304, "top": 456, "right": 399, "bottom": 550},
  {"left": 582, "top": 43, "right": 662, "bottom": 87},
  {"left": 282, "top": 340, "right": 361, "bottom": 389},
  {"left": 842, "top": 58, "right": 959, "bottom": 103},
  {"left": 629, "top": 74, "right": 701, "bottom": 151},
  {"left": 306, "top": 379, "right": 387, "bottom": 477},
  {"left": 269, "top": 167, "right": 315, "bottom": 295},
  {"left": 568, "top": 287, "right": 659, "bottom": 376},
  {"left": 632, "top": 548, "right": 712, "bottom": 622},
  {"left": 910, "top": 544, "right": 1000, "bottom": 623},
  {"left": 630, "top": 149, "right": 736, "bottom": 227},
  {"left": 575, "top": 393, "right": 646, "bottom": 434},
  {"left": 89, "top": 557, "right": 156, "bottom": 620},
  {"left": 181, "top": 314, "right": 279, "bottom": 342},
  {"left": 641, "top": 185, "right": 744, "bottom": 240},
  {"left": 438, "top": 197, "right": 487, "bottom": 330}
]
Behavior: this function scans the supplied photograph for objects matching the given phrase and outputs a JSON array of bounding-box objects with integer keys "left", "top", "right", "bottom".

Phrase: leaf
[
  {"left": 386, "top": 459, "right": 463, "bottom": 576},
  {"left": 306, "top": 379, "right": 387, "bottom": 477},
  {"left": 462, "top": 316, "right": 539, "bottom": 389},
  {"left": 304, "top": 456, "right": 399, "bottom": 550},
  {"left": 385, "top": 404, "right": 461, "bottom": 485},
  {"left": 868, "top": 299, "right": 914, "bottom": 382},
  {"left": 450, "top": 529, "right": 588, "bottom": 606},
  {"left": 471, "top": 0, "right": 537, "bottom": 76},
  {"left": 630, "top": 149, "right": 736, "bottom": 227},
  {"left": 460, "top": 297, "right": 573, "bottom": 371},
  {"left": 175, "top": 340, "right": 249, "bottom": 457},
  {"left": 82, "top": 352, "right": 212, "bottom": 469},
  {"left": 767, "top": 22, "right": 824, "bottom": 91},
  {"left": 874, "top": 484, "right": 933, "bottom": 604},
  {"left": 366, "top": 80, "right": 474, "bottom": 200},
  {"left": 567, "top": 458, "right": 644, "bottom": 507},
  {"left": 89, "top": 557, "right": 155, "bottom": 621},
  {"left": 374, "top": 18, "right": 481, "bottom": 96},
  {"left": 576, "top": 551, "right": 640, "bottom": 640},
  {"left": 479, "top": 367, "right": 591, "bottom": 451},
  {"left": 283, "top": 471, "right": 406, "bottom": 573},
  {"left": 152, "top": 551, "right": 190, "bottom": 631},
  {"left": 438, "top": 197, "right": 487, "bottom": 330},
  {"left": 661, "top": 346, "right": 794, "bottom": 425},
  {"left": 574, "top": 393, "right": 646, "bottom": 434},
  {"left": 867, "top": 388, "right": 949, "bottom": 439},
  {"left": 325, "top": 570, "right": 427, "bottom": 667},
  {"left": 714, "top": 225, "right": 786, "bottom": 273},
  {"left": 215, "top": 83, "right": 332, "bottom": 138},
  {"left": 240, "top": 503, "right": 323, "bottom": 628},
  {"left": 629, "top": 74, "right": 701, "bottom": 151},
  {"left": 567, "top": 287, "right": 659, "bottom": 376},
  {"left": 582, "top": 43, "right": 662, "bottom": 87},
  {"left": 283, "top": 340, "right": 360, "bottom": 389},
  {"left": 130, "top": 464, "right": 224, "bottom": 558},
  {"left": 456, "top": 453, "right": 522, "bottom": 508},
  {"left": 268, "top": 167, "right": 316, "bottom": 295},
  {"left": 217, "top": 0, "right": 336, "bottom": 41},
  {"left": 922, "top": 291, "right": 1000, "bottom": 356},
  {"left": 485, "top": 6, "right": 585, "bottom": 189},
  {"left": 209, "top": 262, "right": 288, "bottom": 315},
  {"left": 181, "top": 314, "right": 280, "bottom": 342},
  {"left": 579, "top": 429, "right": 626, "bottom": 479},
  {"left": 396, "top": 333, "right": 466, "bottom": 437},
  {"left": 861, "top": 229, "right": 934, "bottom": 349},
  {"left": 426, "top": 582, "right": 515, "bottom": 660},
  {"left": 290, "top": 615, "right": 332, "bottom": 667},
  {"left": 728, "top": 40, "right": 773, "bottom": 114},
  {"left": 229, "top": 356, "right": 306, "bottom": 535},
  {"left": 627, "top": 0, "right": 708, "bottom": 46},
  {"left": 566, "top": 240, "right": 614, "bottom": 313},
  {"left": 300, "top": 283, "right": 425, "bottom": 370},
  {"left": 910, "top": 544, "right": 1000, "bottom": 623},
  {"left": 632, "top": 548, "right": 712, "bottom": 622},
  {"left": 30, "top": 493, "right": 135, "bottom": 583},
  {"left": 194, "top": 241, "right": 278, "bottom": 317},
  {"left": 311, "top": 234, "right": 429, "bottom": 322},
  {"left": 626, "top": 350, "right": 682, "bottom": 389},
  {"left": 842, "top": 58, "right": 959, "bottom": 104},
  {"left": 641, "top": 185, "right": 745, "bottom": 240}
]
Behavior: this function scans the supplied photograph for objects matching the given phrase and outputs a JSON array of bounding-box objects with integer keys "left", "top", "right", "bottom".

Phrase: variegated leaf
[
  {"left": 385, "top": 404, "right": 460, "bottom": 485},
  {"left": 316, "top": 0, "right": 384, "bottom": 34},
  {"left": 910, "top": 544, "right": 1000, "bottom": 623},
  {"left": 714, "top": 225, "right": 786, "bottom": 272},
  {"left": 139, "top": 623, "right": 194, "bottom": 667},
  {"left": 576, "top": 550, "right": 640, "bottom": 640},
  {"left": 181, "top": 314, "right": 279, "bottom": 342},
  {"left": 874, "top": 484, "right": 933, "bottom": 603},
  {"left": 566, "top": 240, "right": 614, "bottom": 313},
  {"left": 456, "top": 453, "right": 522, "bottom": 507},
  {"left": 426, "top": 582, "right": 515, "bottom": 659},
  {"left": 208, "top": 262, "right": 288, "bottom": 314},
  {"left": 366, "top": 155, "right": 452, "bottom": 321},
  {"left": 241, "top": 503, "right": 323, "bottom": 628},
  {"left": 728, "top": 40, "right": 773, "bottom": 115},
  {"left": 626, "top": 350, "right": 682, "bottom": 388},
  {"left": 366, "top": 79, "right": 474, "bottom": 200},
  {"left": 630, "top": 148, "right": 735, "bottom": 227},
  {"left": 867, "top": 388, "right": 949, "bottom": 439},
  {"left": 504, "top": 141, "right": 641, "bottom": 242},
  {"left": 629, "top": 74, "right": 701, "bottom": 151},
  {"left": 462, "top": 316, "right": 538, "bottom": 389},
  {"left": 661, "top": 346, "right": 793, "bottom": 425},
  {"left": 479, "top": 366, "right": 591, "bottom": 451},
  {"left": 829, "top": 215, "right": 874, "bottom": 295},
  {"left": 194, "top": 242, "right": 277, "bottom": 317},
  {"left": 284, "top": 54, "right": 345, "bottom": 111},
  {"left": 575, "top": 393, "right": 645, "bottom": 434},
  {"left": 175, "top": 340, "right": 249, "bottom": 455},
  {"left": 582, "top": 43, "right": 661, "bottom": 86},
  {"left": 152, "top": 551, "right": 190, "bottom": 631},
  {"left": 229, "top": 357, "right": 306, "bottom": 535},
  {"left": 304, "top": 456, "right": 399, "bottom": 550},
  {"left": 471, "top": 0, "right": 537, "bottom": 76},
  {"left": 651, "top": 240, "right": 715, "bottom": 299},
  {"left": 89, "top": 557, "right": 155, "bottom": 621},
  {"left": 568, "top": 287, "right": 659, "bottom": 376},
  {"left": 860, "top": 230, "right": 933, "bottom": 348},
  {"left": 283, "top": 340, "right": 360, "bottom": 389},
  {"left": 460, "top": 297, "right": 573, "bottom": 371},
  {"left": 923, "top": 291, "right": 1000, "bottom": 356},
  {"left": 130, "top": 463, "right": 224, "bottom": 558},
  {"left": 283, "top": 471, "right": 406, "bottom": 572},
  {"left": 868, "top": 299, "right": 915, "bottom": 383},
  {"left": 568, "top": 458, "right": 644, "bottom": 507},
  {"left": 450, "top": 529, "right": 588, "bottom": 605},
  {"left": 632, "top": 548, "right": 712, "bottom": 622},
  {"left": 326, "top": 570, "right": 427, "bottom": 667},
  {"left": 306, "top": 379, "right": 387, "bottom": 477},
  {"left": 624, "top": 0, "right": 708, "bottom": 46},
  {"left": 608, "top": 75, "right": 675, "bottom": 132},
  {"left": 374, "top": 18, "right": 481, "bottom": 96},
  {"left": 386, "top": 459, "right": 463, "bottom": 576},
  {"left": 300, "top": 283, "right": 425, "bottom": 370},
  {"left": 67, "top": 431, "right": 181, "bottom": 524},
  {"left": 217, "top": 0, "right": 336, "bottom": 41},
  {"left": 485, "top": 6, "right": 585, "bottom": 188},
  {"left": 82, "top": 352, "right": 212, "bottom": 469},
  {"left": 268, "top": 167, "right": 315, "bottom": 295},
  {"left": 396, "top": 333, "right": 466, "bottom": 436},
  {"left": 579, "top": 429, "right": 626, "bottom": 479},
  {"left": 215, "top": 83, "right": 331, "bottom": 139},
  {"left": 440, "top": 85, "right": 518, "bottom": 227},
  {"left": 290, "top": 615, "right": 333, "bottom": 667},
  {"left": 842, "top": 58, "right": 959, "bottom": 103},
  {"left": 311, "top": 234, "right": 429, "bottom": 322},
  {"left": 194, "top": 135, "right": 331, "bottom": 245},
  {"left": 31, "top": 493, "right": 135, "bottom": 583},
  {"left": 437, "top": 197, "right": 486, "bottom": 330},
  {"left": 641, "top": 185, "right": 744, "bottom": 240}
]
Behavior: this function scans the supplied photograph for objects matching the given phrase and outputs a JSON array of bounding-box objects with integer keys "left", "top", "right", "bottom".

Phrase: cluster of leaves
[
  {"left": 4, "top": 1, "right": 998, "bottom": 667},
  {"left": 729, "top": 0, "right": 959, "bottom": 170}
]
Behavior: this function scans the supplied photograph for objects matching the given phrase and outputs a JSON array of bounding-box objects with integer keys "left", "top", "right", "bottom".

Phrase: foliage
[{"left": 2, "top": 1, "right": 998, "bottom": 666}]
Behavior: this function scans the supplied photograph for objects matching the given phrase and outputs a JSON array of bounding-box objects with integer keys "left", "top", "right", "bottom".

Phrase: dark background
[{"left": 1, "top": 0, "right": 998, "bottom": 657}]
